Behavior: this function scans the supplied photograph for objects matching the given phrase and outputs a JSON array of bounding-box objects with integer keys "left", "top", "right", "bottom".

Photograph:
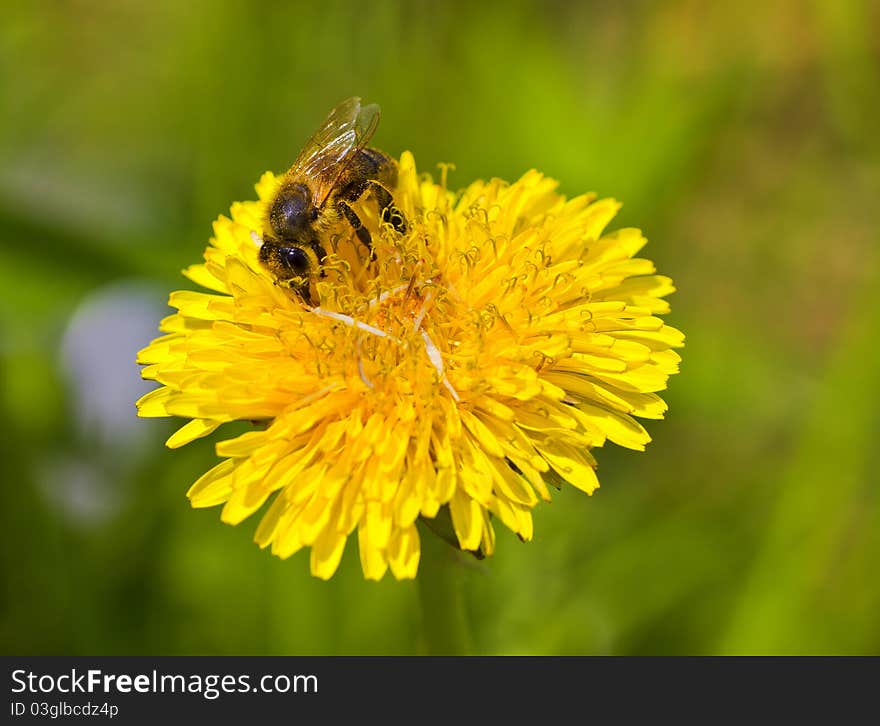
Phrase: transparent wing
[{"left": 286, "top": 97, "right": 381, "bottom": 207}]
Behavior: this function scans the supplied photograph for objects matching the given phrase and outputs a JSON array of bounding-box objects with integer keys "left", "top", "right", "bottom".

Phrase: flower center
[{"left": 294, "top": 221, "right": 462, "bottom": 408}]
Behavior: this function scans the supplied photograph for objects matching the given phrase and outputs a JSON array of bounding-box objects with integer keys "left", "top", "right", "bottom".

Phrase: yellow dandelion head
[{"left": 137, "top": 152, "right": 683, "bottom": 580}]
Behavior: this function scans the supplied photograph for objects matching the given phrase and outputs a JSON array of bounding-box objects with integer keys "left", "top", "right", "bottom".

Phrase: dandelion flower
[{"left": 137, "top": 152, "right": 683, "bottom": 580}]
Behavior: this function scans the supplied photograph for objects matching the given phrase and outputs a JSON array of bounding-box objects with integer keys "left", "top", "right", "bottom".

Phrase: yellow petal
[
  {"left": 575, "top": 401, "right": 651, "bottom": 451},
  {"left": 135, "top": 387, "right": 173, "bottom": 417},
  {"left": 182, "top": 263, "right": 228, "bottom": 294},
  {"left": 533, "top": 438, "right": 600, "bottom": 495},
  {"left": 388, "top": 525, "right": 420, "bottom": 579},
  {"left": 448, "top": 490, "right": 482, "bottom": 551},
  {"left": 460, "top": 409, "right": 506, "bottom": 459},
  {"left": 187, "top": 459, "right": 236, "bottom": 507},
  {"left": 310, "top": 525, "right": 347, "bottom": 580},
  {"left": 358, "top": 524, "right": 388, "bottom": 580}
]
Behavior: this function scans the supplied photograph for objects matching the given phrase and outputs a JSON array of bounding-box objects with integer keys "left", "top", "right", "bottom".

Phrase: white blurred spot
[
  {"left": 36, "top": 456, "right": 122, "bottom": 526},
  {"left": 60, "top": 279, "right": 167, "bottom": 451},
  {"left": 43, "top": 280, "right": 169, "bottom": 527}
]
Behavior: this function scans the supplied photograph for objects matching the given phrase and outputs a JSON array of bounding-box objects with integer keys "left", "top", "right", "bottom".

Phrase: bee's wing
[{"left": 287, "top": 97, "right": 381, "bottom": 208}]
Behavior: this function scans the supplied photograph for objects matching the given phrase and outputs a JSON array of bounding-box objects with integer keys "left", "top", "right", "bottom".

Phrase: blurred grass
[{"left": 1, "top": 0, "right": 878, "bottom": 654}]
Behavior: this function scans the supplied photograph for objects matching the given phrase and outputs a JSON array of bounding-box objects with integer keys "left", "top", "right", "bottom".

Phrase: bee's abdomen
[{"left": 359, "top": 147, "right": 398, "bottom": 187}]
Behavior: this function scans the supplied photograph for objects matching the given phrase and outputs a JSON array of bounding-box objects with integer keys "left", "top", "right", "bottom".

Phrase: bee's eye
[{"left": 281, "top": 247, "right": 310, "bottom": 276}]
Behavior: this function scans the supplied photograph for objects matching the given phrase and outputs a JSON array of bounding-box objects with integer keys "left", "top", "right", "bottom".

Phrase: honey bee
[{"left": 258, "top": 96, "right": 407, "bottom": 300}]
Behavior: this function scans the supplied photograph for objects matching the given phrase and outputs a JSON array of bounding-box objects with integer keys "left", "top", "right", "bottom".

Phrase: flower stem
[{"left": 416, "top": 522, "right": 472, "bottom": 655}]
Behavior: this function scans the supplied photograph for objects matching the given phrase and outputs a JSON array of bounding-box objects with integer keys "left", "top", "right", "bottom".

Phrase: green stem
[{"left": 416, "top": 521, "right": 472, "bottom": 655}]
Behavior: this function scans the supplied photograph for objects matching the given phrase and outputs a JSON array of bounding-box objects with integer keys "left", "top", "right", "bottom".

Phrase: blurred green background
[{"left": 2, "top": 0, "right": 878, "bottom": 655}]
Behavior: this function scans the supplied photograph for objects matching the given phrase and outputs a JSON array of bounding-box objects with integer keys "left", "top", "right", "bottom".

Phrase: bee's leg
[
  {"left": 366, "top": 180, "right": 407, "bottom": 234},
  {"left": 338, "top": 199, "right": 372, "bottom": 251},
  {"left": 310, "top": 241, "right": 328, "bottom": 277},
  {"left": 295, "top": 281, "right": 313, "bottom": 303},
  {"left": 277, "top": 276, "right": 312, "bottom": 304}
]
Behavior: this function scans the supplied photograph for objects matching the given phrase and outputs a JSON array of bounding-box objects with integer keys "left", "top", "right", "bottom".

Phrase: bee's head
[
  {"left": 258, "top": 241, "right": 316, "bottom": 302},
  {"left": 268, "top": 183, "right": 312, "bottom": 241}
]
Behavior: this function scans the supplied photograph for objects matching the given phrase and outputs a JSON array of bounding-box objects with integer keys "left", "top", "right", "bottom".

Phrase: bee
[{"left": 258, "top": 96, "right": 407, "bottom": 300}]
